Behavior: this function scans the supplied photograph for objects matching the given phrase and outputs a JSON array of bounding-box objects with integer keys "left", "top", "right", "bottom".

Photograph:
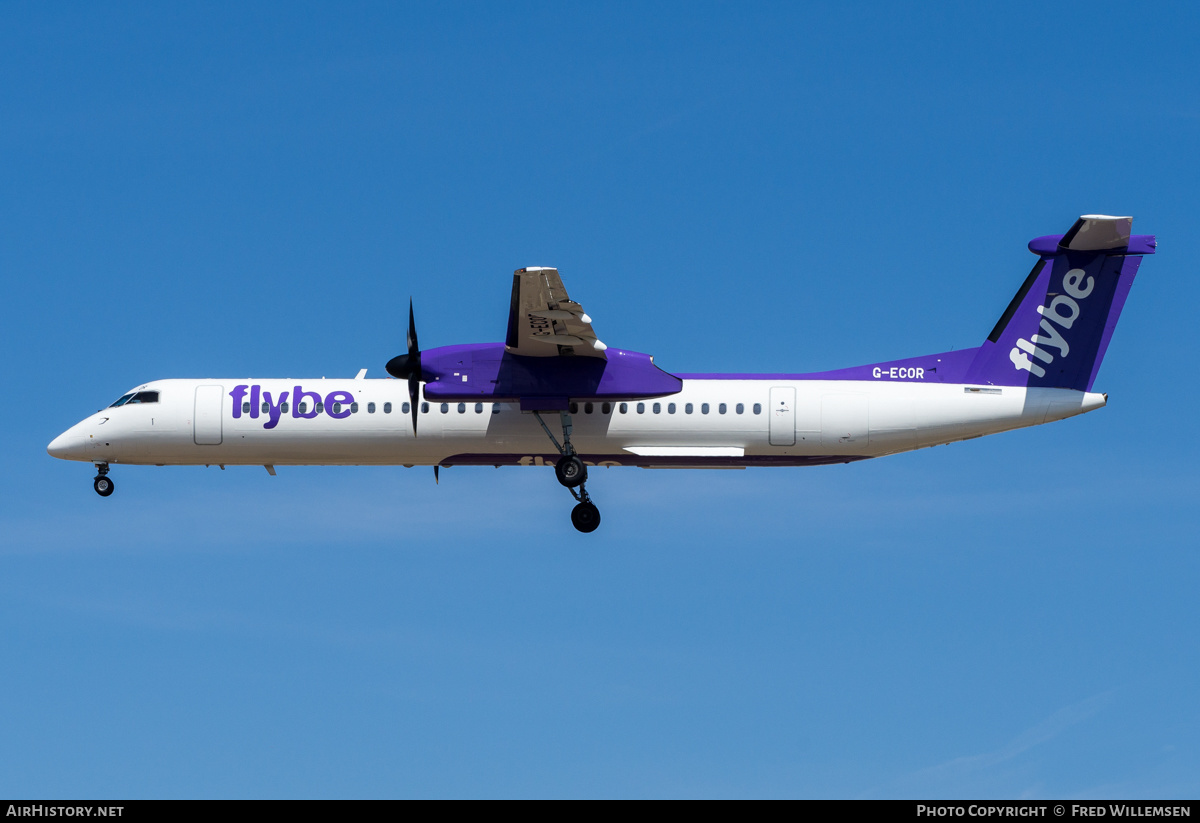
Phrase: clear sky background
[{"left": 3, "top": 1, "right": 1198, "bottom": 799}]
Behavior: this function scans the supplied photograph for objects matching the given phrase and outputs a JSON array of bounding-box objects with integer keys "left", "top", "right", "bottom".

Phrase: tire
[
  {"left": 94, "top": 476, "right": 115, "bottom": 497},
  {"left": 555, "top": 455, "right": 588, "bottom": 488},
  {"left": 570, "top": 502, "right": 601, "bottom": 533}
]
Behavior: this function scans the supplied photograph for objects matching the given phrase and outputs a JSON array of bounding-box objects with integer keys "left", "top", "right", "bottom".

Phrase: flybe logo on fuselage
[
  {"left": 229, "top": 384, "right": 355, "bottom": 429},
  {"left": 1009, "top": 267, "right": 1094, "bottom": 379}
]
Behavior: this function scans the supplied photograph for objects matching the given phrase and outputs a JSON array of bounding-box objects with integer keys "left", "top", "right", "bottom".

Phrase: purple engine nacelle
[{"left": 417, "top": 343, "right": 682, "bottom": 410}]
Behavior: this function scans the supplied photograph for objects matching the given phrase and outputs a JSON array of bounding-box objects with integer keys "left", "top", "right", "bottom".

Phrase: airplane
[{"left": 47, "top": 215, "right": 1154, "bottom": 533}]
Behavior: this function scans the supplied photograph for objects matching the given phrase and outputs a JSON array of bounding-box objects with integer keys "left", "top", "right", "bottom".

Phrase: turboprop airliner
[{"left": 48, "top": 215, "right": 1154, "bottom": 532}]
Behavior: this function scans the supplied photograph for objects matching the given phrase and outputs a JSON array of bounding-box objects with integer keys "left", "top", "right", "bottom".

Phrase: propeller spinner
[{"left": 385, "top": 299, "right": 422, "bottom": 433}]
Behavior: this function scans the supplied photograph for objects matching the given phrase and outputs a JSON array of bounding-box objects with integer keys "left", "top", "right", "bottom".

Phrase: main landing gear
[
  {"left": 93, "top": 463, "right": 114, "bottom": 497},
  {"left": 534, "top": 410, "right": 601, "bottom": 533}
]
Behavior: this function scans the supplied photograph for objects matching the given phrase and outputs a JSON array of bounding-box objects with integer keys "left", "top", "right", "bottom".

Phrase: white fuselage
[{"left": 47, "top": 377, "right": 1106, "bottom": 469}]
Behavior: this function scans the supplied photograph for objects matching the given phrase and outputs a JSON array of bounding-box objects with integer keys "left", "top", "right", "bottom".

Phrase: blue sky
[{"left": 3, "top": 1, "right": 1199, "bottom": 798}]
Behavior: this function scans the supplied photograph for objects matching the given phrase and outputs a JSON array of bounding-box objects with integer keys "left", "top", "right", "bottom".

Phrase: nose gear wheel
[{"left": 93, "top": 463, "right": 114, "bottom": 497}]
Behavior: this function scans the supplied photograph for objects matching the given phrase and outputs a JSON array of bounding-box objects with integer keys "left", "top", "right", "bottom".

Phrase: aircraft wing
[{"left": 504, "top": 267, "right": 607, "bottom": 359}]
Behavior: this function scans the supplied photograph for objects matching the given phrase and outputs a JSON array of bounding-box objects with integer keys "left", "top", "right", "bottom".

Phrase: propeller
[{"left": 385, "top": 299, "right": 422, "bottom": 434}]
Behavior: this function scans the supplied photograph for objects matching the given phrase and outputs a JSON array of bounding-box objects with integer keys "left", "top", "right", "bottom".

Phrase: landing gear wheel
[
  {"left": 571, "top": 501, "right": 601, "bottom": 533},
  {"left": 555, "top": 455, "right": 588, "bottom": 488},
  {"left": 93, "top": 475, "right": 115, "bottom": 497}
]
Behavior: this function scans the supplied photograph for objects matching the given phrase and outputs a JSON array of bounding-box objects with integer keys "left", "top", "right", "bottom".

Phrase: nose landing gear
[
  {"left": 93, "top": 463, "right": 114, "bottom": 497},
  {"left": 534, "top": 410, "right": 601, "bottom": 533}
]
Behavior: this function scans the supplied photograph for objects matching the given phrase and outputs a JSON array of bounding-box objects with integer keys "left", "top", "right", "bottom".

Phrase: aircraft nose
[{"left": 47, "top": 430, "right": 86, "bottom": 460}]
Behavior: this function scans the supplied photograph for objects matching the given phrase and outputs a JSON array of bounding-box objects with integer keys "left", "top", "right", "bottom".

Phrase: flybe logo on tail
[{"left": 1009, "top": 267, "right": 1094, "bottom": 378}]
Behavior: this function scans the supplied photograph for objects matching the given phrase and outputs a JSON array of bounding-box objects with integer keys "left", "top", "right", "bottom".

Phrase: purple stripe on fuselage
[
  {"left": 676, "top": 347, "right": 980, "bottom": 383},
  {"left": 440, "top": 453, "right": 871, "bottom": 468}
]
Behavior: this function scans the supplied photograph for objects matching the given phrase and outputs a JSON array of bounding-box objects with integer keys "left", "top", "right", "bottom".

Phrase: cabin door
[
  {"left": 194, "top": 385, "right": 224, "bottom": 445},
  {"left": 769, "top": 387, "right": 796, "bottom": 446}
]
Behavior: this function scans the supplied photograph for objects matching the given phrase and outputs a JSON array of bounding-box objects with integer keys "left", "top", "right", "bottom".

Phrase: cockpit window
[
  {"left": 109, "top": 393, "right": 136, "bottom": 407},
  {"left": 126, "top": 391, "right": 160, "bottom": 404}
]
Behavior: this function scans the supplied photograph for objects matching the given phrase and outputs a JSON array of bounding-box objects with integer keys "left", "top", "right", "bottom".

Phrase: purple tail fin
[{"left": 963, "top": 215, "right": 1155, "bottom": 391}]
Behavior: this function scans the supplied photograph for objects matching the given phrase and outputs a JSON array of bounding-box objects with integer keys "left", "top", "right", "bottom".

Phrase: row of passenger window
[
  {"left": 239, "top": 400, "right": 764, "bottom": 416},
  {"left": 241, "top": 400, "right": 415, "bottom": 415},
  {"left": 114, "top": 392, "right": 764, "bottom": 417},
  {"left": 571, "top": 401, "right": 762, "bottom": 416}
]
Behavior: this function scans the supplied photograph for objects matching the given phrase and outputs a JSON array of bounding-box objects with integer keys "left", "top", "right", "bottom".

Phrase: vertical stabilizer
[{"left": 964, "top": 216, "right": 1154, "bottom": 391}]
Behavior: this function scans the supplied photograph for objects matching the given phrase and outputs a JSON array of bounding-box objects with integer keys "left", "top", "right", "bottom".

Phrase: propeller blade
[
  {"left": 407, "top": 299, "right": 419, "bottom": 356},
  {"left": 409, "top": 373, "right": 420, "bottom": 435},
  {"left": 385, "top": 297, "right": 423, "bottom": 434}
]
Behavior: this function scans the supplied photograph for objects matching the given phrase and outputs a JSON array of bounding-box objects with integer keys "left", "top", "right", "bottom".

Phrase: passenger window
[
  {"left": 619, "top": 403, "right": 628, "bottom": 414},
  {"left": 421, "top": 402, "right": 429, "bottom": 414},
  {"left": 332, "top": 402, "right": 342, "bottom": 414},
  {"left": 457, "top": 403, "right": 466, "bottom": 414},
  {"left": 475, "top": 403, "right": 483, "bottom": 413},
  {"left": 602, "top": 402, "right": 611, "bottom": 414},
  {"left": 298, "top": 402, "right": 308, "bottom": 414},
  {"left": 570, "top": 402, "right": 579, "bottom": 414},
  {"left": 368, "top": 402, "right": 376, "bottom": 413},
  {"left": 753, "top": 403, "right": 762, "bottom": 415},
  {"left": 281, "top": 402, "right": 289, "bottom": 413},
  {"left": 685, "top": 403, "right": 693, "bottom": 414},
  {"left": 719, "top": 403, "right": 727, "bottom": 414},
  {"left": 384, "top": 402, "right": 393, "bottom": 414},
  {"left": 440, "top": 403, "right": 449, "bottom": 414},
  {"left": 491, "top": 404, "right": 501, "bottom": 414},
  {"left": 653, "top": 403, "right": 661, "bottom": 414},
  {"left": 262, "top": 402, "right": 270, "bottom": 414},
  {"left": 736, "top": 403, "right": 744, "bottom": 414},
  {"left": 243, "top": 402, "right": 251, "bottom": 414},
  {"left": 585, "top": 402, "right": 593, "bottom": 414},
  {"left": 109, "top": 393, "right": 135, "bottom": 408},
  {"left": 667, "top": 403, "right": 676, "bottom": 414},
  {"left": 351, "top": 402, "right": 359, "bottom": 413},
  {"left": 637, "top": 402, "right": 645, "bottom": 414},
  {"left": 315, "top": 402, "right": 324, "bottom": 413},
  {"left": 701, "top": 403, "right": 709, "bottom": 414}
]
